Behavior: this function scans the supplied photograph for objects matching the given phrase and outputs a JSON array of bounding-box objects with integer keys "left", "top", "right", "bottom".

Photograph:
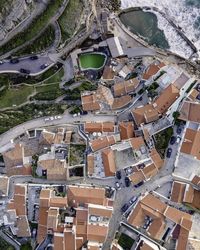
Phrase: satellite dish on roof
[{"left": 93, "top": 132, "right": 97, "bottom": 136}]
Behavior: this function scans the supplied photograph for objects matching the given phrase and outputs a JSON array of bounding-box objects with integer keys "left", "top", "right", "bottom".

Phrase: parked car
[
  {"left": 176, "top": 136, "right": 181, "bottom": 144},
  {"left": 0, "top": 60, "right": 4, "bottom": 64},
  {"left": 10, "top": 58, "right": 19, "bottom": 64},
  {"left": 170, "top": 136, "right": 176, "bottom": 145},
  {"left": 116, "top": 170, "right": 121, "bottom": 180},
  {"left": 20, "top": 68, "right": 30, "bottom": 74},
  {"left": 129, "top": 196, "right": 138, "bottom": 205},
  {"left": 166, "top": 148, "right": 172, "bottom": 158},
  {"left": 30, "top": 55, "right": 38, "bottom": 60},
  {"left": 115, "top": 182, "right": 121, "bottom": 190},
  {"left": 124, "top": 177, "right": 130, "bottom": 187},
  {"left": 40, "top": 63, "right": 49, "bottom": 69},
  {"left": 134, "top": 181, "right": 144, "bottom": 188},
  {"left": 176, "top": 126, "right": 182, "bottom": 134},
  {"left": 121, "top": 203, "right": 129, "bottom": 213}
]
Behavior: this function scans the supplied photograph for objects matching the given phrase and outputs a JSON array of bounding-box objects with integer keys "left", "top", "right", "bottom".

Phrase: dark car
[
  {"left": 121, "top": 203, "right": 129, "bottom": 213},
  {"left": 116, "top": 170, "right": 121, "bottom": 180},
  {"left": 134, "top": 181, "right": 144, "bottom": 188},
  {"left": 20, "top": 68, "right": 30, "bottom": 74},
  {"left": 166, "top": 148, "right": 172, "bottom": 158},
  {"left": 176, "top": 126, "right": 182, "bottom": 134},
  {"left": 170, "top": 136, "right": 176, "bottom": 145},
  {"left": 124, "top": 177, "right": 130, "bottom": 187},
  {"left": 30, "top": 55, "right": 38, "bottom": 60},
  {"left": 40, "top": 63, "right": 48, "bottom": 69},
  {"left": 10, "top": 58, "right": 19, "bottom": 64}
]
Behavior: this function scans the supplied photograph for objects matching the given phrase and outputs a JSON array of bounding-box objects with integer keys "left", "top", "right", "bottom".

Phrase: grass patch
[
  {"left": 40, "top": 68, "right": 64, "bottom": 84},
  {"left": 0, "top": 103, "right": 66, "bottom": 134},
  {"left": 0, "top": 0, "right": 64, "bottom": 55},
  {"left": 13, "top": 25, "right": 55, "bottom": 57},
  {"left": 0, "top": 236, "right": 14, "bottom": 250},
  {"left": 34, "top": 82, "right": 65, "bottom": 101},
  {"left": 70, "top": 144, "right": 86, "bottom": 165},
  {"left": 154, "top": 127, "right": 173, "bottom": 158},
  {"left": 0, "top": 85, "right": 34, "bottom": 109},
  {"left": 58, "top": 0, "right": 84, "bottom": 43},
  {"left": 64, "top": 82, "right": 97, "bottom": 100},
  {"left": 20, "top": 242, "right": 32, "bottom": 250},
  {"left": 118, "top": 233, "right": 135, "bottom": 250}
]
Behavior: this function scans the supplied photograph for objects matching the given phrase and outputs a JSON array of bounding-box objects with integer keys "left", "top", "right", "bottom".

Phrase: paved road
[{"left": 0, "top": 113, "right": 117, "bottom": 149}]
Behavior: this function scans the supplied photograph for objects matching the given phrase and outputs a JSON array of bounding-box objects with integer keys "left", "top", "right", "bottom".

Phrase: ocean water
[{"left": 121, "top": 0, "right": 200, "bottom": 58}]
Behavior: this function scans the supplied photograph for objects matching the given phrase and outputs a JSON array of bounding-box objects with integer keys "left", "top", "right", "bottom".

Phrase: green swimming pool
[{"left": 79, "top": 53, "right": 107, "bottom": 70}]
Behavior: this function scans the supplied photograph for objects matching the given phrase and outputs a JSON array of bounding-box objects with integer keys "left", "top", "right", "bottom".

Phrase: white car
[
  {"left": 54, "top": 115, "right": 62, "bottom": 120},
  {"left": 115, "top": 182, "right": 121, "bottom": 190},
  {"left": 50, "top": 116, "right": 54, "bottom": 121},
  {"left": 176, "top": 136, "right": 181, "bottom": 144},
  {"left": 44, "top": 117, "right": 50, "bottom": 122}
]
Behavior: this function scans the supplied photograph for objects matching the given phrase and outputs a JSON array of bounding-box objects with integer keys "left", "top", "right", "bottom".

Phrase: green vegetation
[
  {"left": 173, "top": 111, "right": 181, "bottom": 125},
  {"left": 58, "top": 0, "right": 84, "bottom": 43},
  {"left": 69, "top": 105, "right": 82, "bottom": 114},
  {"left": 0, "top": 0, "right": 64, "bottom": 55},
  {"left": 64, "top": 82, "right": 97, "bottom": 100},
  {"left": 186, "top": 80, "right": 197, "bottom": 93},
  {"left": 0, "top": 104, "right": 66, "bottom": 134},
  {"left": 118, "top": 233, "right": 135, "bottom": 250},
  {"left": 70, "top": 144, "right": 86, "bottom": 165},
  {"left": 20, "top": 242, "right": 32, "bottom": 250},
  {"left": 0, "top": 236, "right": 14, "bottom": 250},
  {"left": 79, "top": 53, "right": 106, "bottom": 70},
  {"left": 154, "top": 70, "right": 166, "bottom": 81},
  {"left": 154, "top": 127, "right": 173, "bottom": 158},
  {"left": 13, "top": 25, "right": 55, "bottom": 56},
  {"left": 0, "top": 85, "right": 34, "bottom": 109},
  {"left": 34, "top": 83, "right": 65, "bottom": 101},
  {"left": 40, "top": 68, "right": 64, "bottom": 84},
  {"left": 147, "top": 82, "right": 159, "bottom": 98}
]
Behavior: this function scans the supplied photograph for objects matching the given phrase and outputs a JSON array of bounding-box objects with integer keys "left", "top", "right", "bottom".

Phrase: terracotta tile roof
[
  {"left": 87, "top": 154, "right": 95, "bottom": 176},
  {"left": 171, "top": 182, "right": 186, "bottom": 203},
  {"left": 147, "top": 218, "right": 166, "bottom": 239},
  {"left": 81, "top": 94, "right": 101, "bottom": 111},
  {"left": 2, "top": 143, "right": 23, "bottom": 168},
  {"left": 112, "top": 95, "right": 132, "bottom": 110},
  {"left": 129, "top": 170, "right": 146, "bottom": 185},
  {"left": 113, "top": 78, "right": 139, "bottom": 97},
  {"left": 153, "top": 84, "right": 179, "bottom": 114},
  {"left": 64, "top": 228, "right": 76, "bottom": 250},
  {"left": 143, "top": 62, "right": 165, "bottom": 80},
  {"left": 164, "top": 206, "right": 192, "bottom": 225},
  {"left": 88, "top": 205, "right": 113, "bottom": 218},
  {"left": 131, "top": 104, "right": 159, "bottom": 126},
  {"left": 16, "top": 215, "right": 31, "bottom": 238},
  {"left": 40, "top": 130, "right": 55, "bottom": 145},
  {"left": 142, "top": 163, "right": 158, "bottom": 179},
  {"left": 119, "top": 122, "right": 135, "bottom": 140},
  {"left": 130, "top": 136, "right": 145, "bottom": 150},
  {"left": 87, "top": 224, "right": 108, "bottom": 243},
  {"left": 141, "top": 194, "right": 167, "bottom": 214},
  {"left": 75, "top": 208, "right": 88, "bottom": 242},
  {"left": 67, "top": 186, "right": 106, "bottom": 207},
  {"left": 84, "top": 122, "right": 115, "bottom": 133},
  {"left": 191, "top": 175, "right": 200, "bottom": 187},
  {"left": 47, "top": 208, "right": 59, "bottom": 230},
  {"left": 179, "top": 101, "right": 200, "bottom": 123},
  {"left": 50, "top": 197, "right": 68, "bottom": 208},
  {"left": 180, "top": 128, "right": 200, "bottom": 160},
  {"left": 90, "top": 135, "right": 116, "bottom": 152},
  {"left": 183, "top": 184, "right": 194, "bottom": 204},
  {"left": 149, "top": 148, "right": 163, "bottom": 170},
  {"left": 140, "top": 242, "right": 155, "bottom": 250},
  {"left": 176, "top": 227, "right": 189, "bottom": 250},
  {"left": 102, "top": 66, "right": 115, "bottom": 80},
  {"left": 38, "top": 159, "right": 67, "bottom": 181},
  {"left": 54, "top": 233, "right": 64, "bottom": 250},
  {"left": 102, "top": 148, "right": 116, "bottom": 177}
]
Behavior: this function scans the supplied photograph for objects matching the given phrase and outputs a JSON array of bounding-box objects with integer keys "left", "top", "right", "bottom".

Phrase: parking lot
[{"left": 0, "top": 54, "right": 54, "bottom": 75}]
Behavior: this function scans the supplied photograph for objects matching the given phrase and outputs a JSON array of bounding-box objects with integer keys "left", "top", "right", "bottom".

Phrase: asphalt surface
[
  {"left": 0, "top": 113, "right": 117, "bottom": 150},
  {"left": 0, "top": 55, "right": 54, "bottom": 75}
]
